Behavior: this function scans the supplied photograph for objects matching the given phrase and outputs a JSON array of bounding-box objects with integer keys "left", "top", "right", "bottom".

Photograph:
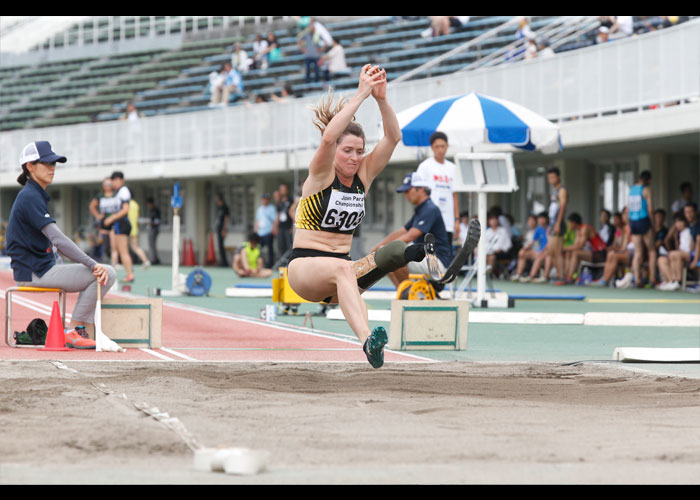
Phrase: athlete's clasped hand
[{"left": 358, "top": 64, "right": 386, "bottom": 100}]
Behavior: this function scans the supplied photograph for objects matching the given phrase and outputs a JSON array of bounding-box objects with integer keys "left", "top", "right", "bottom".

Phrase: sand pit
[{"left": 1, "top": 360, "right": 699, "bottom": 484}]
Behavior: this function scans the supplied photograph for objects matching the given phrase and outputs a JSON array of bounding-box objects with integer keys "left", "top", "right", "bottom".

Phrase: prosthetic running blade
[{"left": 426, "top": 218, "right": 482, "bottom": 285}]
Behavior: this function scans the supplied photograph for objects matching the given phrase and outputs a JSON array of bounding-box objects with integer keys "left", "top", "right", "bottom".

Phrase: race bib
[
  {"left": 321, "top": 190, "right": 365, "bottom": 232},
  {"left": 628, "top": 194, "right": 642, "bottom": 212}
]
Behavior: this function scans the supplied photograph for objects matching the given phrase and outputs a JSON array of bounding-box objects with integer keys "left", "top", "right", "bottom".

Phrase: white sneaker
[
  {"left": 510, "top": 274, "right": 520, "bottom": 282},
  {"left": 142, "top": 261, "right": 151, "bottom": 270},
  {"left": 656, "top": 282, "right": 670, "bottom": 290},
  {"left": 519, "top": 275, "right": 532, "bottom": 283},
  {"left": 533, "top": 276, "right": 547, "bottom": 283},
  {"left": 615, "top": 272, "right": 634, "bottom": 288},
  {"left": 667, "top": 281, "right": 680, "bottom": 291}
]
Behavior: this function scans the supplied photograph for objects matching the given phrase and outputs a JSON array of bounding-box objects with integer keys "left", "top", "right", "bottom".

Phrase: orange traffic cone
[
  {"left": 183, "top": 239, "right": 197, "bottom": 266},
  {"left": 39, "top": 300, "right": 72, "bottom": 351},
  {"left": 205, "top": 232, "right": 217, "bottom": 266}
]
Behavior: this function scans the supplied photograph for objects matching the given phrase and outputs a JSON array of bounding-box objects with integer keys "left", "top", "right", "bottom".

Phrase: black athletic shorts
[
  {"left": 287, "top": 248, "right": 352, "bottom": 304},
  {"left": 287, "top": 247, "right": 352, "bottom": 263}
]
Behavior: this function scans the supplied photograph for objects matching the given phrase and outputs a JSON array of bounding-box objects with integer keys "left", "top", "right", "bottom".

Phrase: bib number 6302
[{"left": 323, "top": 209, "right": 365, "bottom": 230}]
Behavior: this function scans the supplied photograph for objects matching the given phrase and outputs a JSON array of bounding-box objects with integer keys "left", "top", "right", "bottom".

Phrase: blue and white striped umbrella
[{"left": 397, "top": 92, "right": 562, "bottom": 154}]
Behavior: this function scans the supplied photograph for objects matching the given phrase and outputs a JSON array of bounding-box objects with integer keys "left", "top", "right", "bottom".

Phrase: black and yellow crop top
[{"left": 295, "top": 174, "right": 366, "bottom": 234}]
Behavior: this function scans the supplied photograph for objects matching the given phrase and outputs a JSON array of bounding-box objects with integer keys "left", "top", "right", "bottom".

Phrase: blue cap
[{"left": 19, "top": 141, "right": 67, "bottom": 166}]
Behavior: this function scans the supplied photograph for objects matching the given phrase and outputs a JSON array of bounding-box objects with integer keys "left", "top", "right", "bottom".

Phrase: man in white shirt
[{"left": 416, "top": 131, "right": 460, "bottom": 255}]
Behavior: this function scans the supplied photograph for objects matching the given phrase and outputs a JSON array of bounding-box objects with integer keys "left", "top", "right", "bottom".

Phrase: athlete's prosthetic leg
[{"left": 352, "top": 239, "right": 427, "bottom": 292}]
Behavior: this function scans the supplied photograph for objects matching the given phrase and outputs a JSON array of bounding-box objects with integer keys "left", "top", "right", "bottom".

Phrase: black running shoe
[{"left": 363, "top": 326, "right": 388, "bottom": 369}]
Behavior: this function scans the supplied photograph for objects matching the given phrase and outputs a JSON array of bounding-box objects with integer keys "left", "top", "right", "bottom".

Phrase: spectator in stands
[
  {"left": 516, "top": 17, "right": 535, "bottom": 41},
  {"left": 120, "top": 102, "right": 143, "bottom": 121},
  {"left": 544, "top": 167, "right": 568, "bottom": 283},
  {"left": 628, "top": 170, "right": 656, "bottom": 288},
  {"left": 556, "top": 212, "right": 608, "bottom": 285},
  {"left": 146, "top": 197, "right": 161, "bottom": 265},
  {"left": 252, "top": 34, "right": 269, "bottom": 71},
  {"left": 209, "top": 63, "right": 243, "bottom": 106},
  {"left": 590, "top": 207, "right": 632, "bottom": 287},
  {"left": 596, "top": 26, "right": 610, "bottom": 44},
  {"left": 214, "top": 193, "right": 230, "bottom": 267},
  {"left": 297, "top": 21, "right": 327, "bottom": 84},
  {"left": 321, "top": 39, "right": 351, "bottom": 82},
  {"left": 271, "top": 84, "right": 295, "bottom": 103},
  {"left": 232, "top": 233, "right": 273, "bottom": 278},
  {"left": 609, "top": 16, "right": 634, "bottom": 40},
  {"left": 537, "top": 38, "right": 556, "bottom": 58},
  {"left": 599, "top": 209, "right": 616, "bottom": 247},
  {"left": 512, "top": 213, "right": 548, "bottom": 282},
  {"left": 429, "top": 17, "right": 451, "bottom": 37},
  {"left": 524, "top": 37, "right": 538, "bottom": 59},
  {"left": 416, "top": 131, "right": 461, "bottom": 255},
  {"left": 311, "top": 18, "right": 334, "bottom": 47},
  {"left": 265, "top": 32, "right": 282, "bottom": 65},
  {"left": 656, "top": 211, "right": 694, "bottom": 290},
  {"left": 671, "top": 181, "right": 695, "bottom": 214},
  {"left": 275, "top": 183, "right": 294, "bottom": 260},
  {"left": 231, "top": 42, "right": 253, "bottom": 73},
  {"left": 255, "top": 192, "right": 277, "bottom": 268}
]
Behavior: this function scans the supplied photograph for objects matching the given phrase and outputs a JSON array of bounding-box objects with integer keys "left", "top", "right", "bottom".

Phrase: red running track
[{"left": 0, "top": 271, "right": 428, "bottom": 365}]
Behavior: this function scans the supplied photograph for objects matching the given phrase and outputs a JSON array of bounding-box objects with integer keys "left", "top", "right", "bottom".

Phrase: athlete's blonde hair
[{"left": 309, "top": 90, "right": 365, "bottom": 146}]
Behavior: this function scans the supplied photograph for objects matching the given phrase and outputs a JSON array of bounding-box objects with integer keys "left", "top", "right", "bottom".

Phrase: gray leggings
[{"left": 17, "top": 264, "right": 117, "bottom": 323}]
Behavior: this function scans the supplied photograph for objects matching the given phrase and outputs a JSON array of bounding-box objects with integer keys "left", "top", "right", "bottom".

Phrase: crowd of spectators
[
  {"left": 214, "top": 183, "right": 296, "bottom": 278},
  {"left": 497, "top": 176, "right": 700, "bottom": 292}
]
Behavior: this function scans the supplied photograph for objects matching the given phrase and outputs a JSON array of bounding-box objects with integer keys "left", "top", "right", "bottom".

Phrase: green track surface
[{"left": 116, "top": 264, "right": 700, "bottom": 379}]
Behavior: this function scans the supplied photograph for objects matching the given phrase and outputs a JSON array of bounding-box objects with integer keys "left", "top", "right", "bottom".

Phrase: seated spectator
[
  {"left": 252, "top": 34, "right": 269, "bottom": 71},
  {"left": 209, "top": 62, "right": 243, "bottom": 107},
  {"left": 537, "top": 38, "right": 556, "bottom": 58},
  {"left": 270, "top": 84, "right": 295, "bottom": 103},
  {"left": 231, "top": 42, "right": 253, "bottom": 74},
  {"left": 657, "top": 203, "right": 700, "bottom": 291},
  {"left": 656, "top": 212, "right": 690, "bottom": 290},
  {"left": 653, "top": 208, "right": 668, "bottom": 256},
  {"left": 557, "top": 213, "right": 608, "bottom": 285},
  {"left": 321, "top": 40, "right": 351, "bottom": 81},
  {"left": 596, "top": 26, "right": 610, "bottom": 44},
  {"left": 429, "top": 16, "right": 451, "bottom": 37},
  {"left": 609, "top": 16, "right": 634, "bottom": 40},
  {"left": 598, "top": 209, "right": 616, "bottom": 247},
  {"left": 265, "top": 32, "right": 282, "bottom": 65},
  {"left": 512, "top": 213, "right": 548, "bottom": 282},
  {"left": 484, "top": 212, "right": 512, "bottom": 276},
  {"left": 590, "top": 207, "right": 632, "bottom": 287},
  {"left": 671, "top": 181, "right": 695, "bottom": 214},
  {"left": 233, "top": 233, "right": 273, "bottom": 278}
]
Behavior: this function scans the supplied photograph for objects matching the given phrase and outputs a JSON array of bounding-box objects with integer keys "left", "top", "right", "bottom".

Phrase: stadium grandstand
[{"left": 1, "top": 16, "right": 698, "bottom": 288}]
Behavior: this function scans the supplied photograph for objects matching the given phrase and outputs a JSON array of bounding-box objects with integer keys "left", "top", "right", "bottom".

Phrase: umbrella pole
[{"left": 476, "top": 191, "right": 487, "bottom": 306}]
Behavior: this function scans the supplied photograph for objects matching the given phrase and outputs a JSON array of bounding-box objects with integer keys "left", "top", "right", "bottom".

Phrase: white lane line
[
  {"left": 140, "top": 348, "right": 177, "bottom": 361},
  {"left": 160, "top": 347, "right": 199, "bottom": 361}
]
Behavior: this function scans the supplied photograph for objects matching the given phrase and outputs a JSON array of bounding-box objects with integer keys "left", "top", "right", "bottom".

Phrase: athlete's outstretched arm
[
  {"left": 308, "top": 64, "right": 385, "bottom": 181},
  {"left": 363, "top": 72, "right": 401, "bottom": 186}
]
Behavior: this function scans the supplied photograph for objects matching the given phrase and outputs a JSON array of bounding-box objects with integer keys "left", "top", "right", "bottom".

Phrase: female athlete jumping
[{"left": 286, "top": 64, "right": 401, "bottom": 368}]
